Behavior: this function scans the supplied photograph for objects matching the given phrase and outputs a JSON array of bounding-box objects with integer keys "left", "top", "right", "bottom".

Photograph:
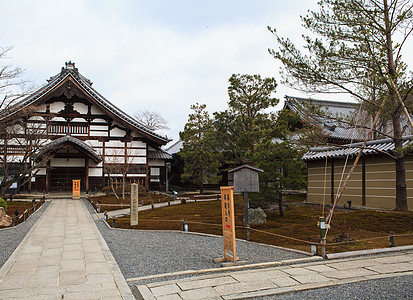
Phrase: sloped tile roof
[
  {"left": 1, "top": 62, "right": 170, "bottom": 145},
  {"left": 165, "top": 139, "right": 183, "bottom": 154},
  {"left": 303, "top": 135, "right": 413, "bottom": 161},
  {"left": 284, "top": 96, "right": 367, "bottom": 141},
  {"left": 148, "top": 149, "right": 173, "bottom": 160},
  {"left": 36, "top": 135, "right": 102, "bottom": 163}
]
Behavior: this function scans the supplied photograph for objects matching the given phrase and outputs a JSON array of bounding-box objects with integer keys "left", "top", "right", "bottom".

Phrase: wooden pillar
[
  {"left": 362, "top": 156, "right": 366, "bottom": 206},
  {"left": 85, "top": 158, "right": 89, "bottom": 192},
  {"left": 145, "top": 144, "right": 149, "bottom": 191},
  {"left": 330, "top": 158, "right": 335, "bottom": 204},
  {"left": 102, "top": 140, "right": 106, "bottom": 187},
  {"left": 46, "top": 161, "right": 50, "bottom": 193}
]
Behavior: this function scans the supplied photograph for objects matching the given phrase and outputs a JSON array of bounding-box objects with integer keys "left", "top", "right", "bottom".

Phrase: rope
[
  {"left": 130, "top": 218, "right": 413, "bottom": 248},
  {"left": 325, "top": 232, "right": 413, "bottom": 246}
]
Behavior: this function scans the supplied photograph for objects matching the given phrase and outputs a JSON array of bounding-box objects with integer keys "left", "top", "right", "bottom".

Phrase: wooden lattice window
[{"left": 48, "top": 123, "right": 89, "bottom": 134}]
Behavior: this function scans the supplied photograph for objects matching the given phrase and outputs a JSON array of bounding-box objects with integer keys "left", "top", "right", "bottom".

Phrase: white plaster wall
[
  {"left": 130, "top": 141, "right": 146, "bottom": 148},
  {"left": 127, "top": 149, "right": 146, "bottom": 156},
  {"left": 91, "top": 105, "right": 104, "bottom": 114},
  {"left": 50, "top": 102, "right": 65, "bottom": 113},
  {"left": 131, "top": 157, "right": 146, "bottom": 164},
  {"left": 74, "top": 103, "right": 88, "bottom": 114},
  {"left": 110, "top": 127, "right": 126, "bottom": 137},
  {"left": 106, "top": 141, "right": 124, "bottom": 147},
  {"left": 90, "top": 125, "right": 107, "bottom": 131},
  {"left": 52, "top": 117, "right": 66, "bottom": 122},
  {"left": 70, "top": 118, "right": 84, "bottom": 123},
  {"left": 51, "top": 158, "right": 85, "bottom": 167},
  {"left": 89, "top": 167, "right": 102, "bottom": 177},
  {"left": 90, "top": 118, "right": 107, "bottom": 123},
  {"left": 105, "top": 148, "right": 124, "bottom": 155},
  {"left": 36, "top": 168, "right": 47, "bottom": 175},
  {"left": 7, "top": 138, "right": 26, "bottom": 145},
  {"left": 86, "top": 140, "right": 101, "bottom": 147},
  {"left": 90, "top": 131, "right": 108, "bottom": 137},
  {"left": 28, "top": 116, "right": 44, "bottom": 121},
  {"left": 149, "top": 160, "right": 165, "bottom": 167},
  {"left": 105, "top": 156, "right": 124, "bottom": 164},
  {"left": 6, "top": 155, "right": 22, "bottom": 163}
]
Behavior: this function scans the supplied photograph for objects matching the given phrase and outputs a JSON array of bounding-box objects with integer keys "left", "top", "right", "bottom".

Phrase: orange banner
[{"left": 72, "top": 180, "right": 80, "bottom": 199}]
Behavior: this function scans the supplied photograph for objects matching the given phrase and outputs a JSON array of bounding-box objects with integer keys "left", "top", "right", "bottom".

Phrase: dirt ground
[
  {"left": 95, "top": 193, "right": 413, "bottom": 254},
  {"left": 90, "top": 192, "right": 173, "bottom": 211}
]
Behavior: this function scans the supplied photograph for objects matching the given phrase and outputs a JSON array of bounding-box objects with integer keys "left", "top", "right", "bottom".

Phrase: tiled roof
[
  {"left": 37, "top": 135, "right": 102, "bottom": 163},
  {"left": 148, "top": 150, "right": 173, "bottom": 160},
  {"left": 165, "top": 139, "right": 183, "bottom": 154},
  {"left": 1, "top": 62, "right": 170, "bottom": 145},
  {"left": 284, "top": 96, "right": 367, "bottom": 141},
  {"left": 303, "top": 136, "right": 413, "bottom": 161}
]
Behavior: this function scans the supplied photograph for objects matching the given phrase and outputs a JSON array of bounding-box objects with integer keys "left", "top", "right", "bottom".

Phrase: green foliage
[
  {"left": 269, "top": 0, "right": 413, "bottom": 211},
  {"left": 179, "top": 103, "right": 221, "bottom": 193},
  {"left": 0, "top": 197, "right": 7, "bottom": 211},
  {"left": 213, "top": 74, "right": 278, "bottom": 165},
  {"left": 250, "top": 141, "right": 306, "bottom": 209}
]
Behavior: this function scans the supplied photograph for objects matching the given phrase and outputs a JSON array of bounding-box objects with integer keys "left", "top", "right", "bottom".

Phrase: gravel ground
[
  {"left": 88, "top": 199, "right": 309, "bottom": 281},
  {"left": 0, "top": 201, "right": 50, "bottom": 268},
  {"left": 255, "top": 274, "right": 413, "bottom": 299}
]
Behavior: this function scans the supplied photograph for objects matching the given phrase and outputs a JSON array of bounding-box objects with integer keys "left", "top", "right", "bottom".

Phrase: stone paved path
[
  {"left": 137, "top": 249, "right": 413, "bottom": 299},
  {"left": 0, "top": 198, "right": 134, "bottom": 300}
]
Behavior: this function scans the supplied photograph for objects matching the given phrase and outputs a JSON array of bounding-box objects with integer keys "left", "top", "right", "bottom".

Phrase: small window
[{"left": 150, "top": 167, "right": 160, "bottom": 182}]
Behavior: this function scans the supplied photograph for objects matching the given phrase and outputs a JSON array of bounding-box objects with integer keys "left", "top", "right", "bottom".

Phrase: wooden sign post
[
  {"left": 72, "top": 180, "right": 80, "bottom": 200},
  {"left": 214, "top": 186, "right": 239, "bottom": 263},
  {"left": 228, "top": 165, "right": 263, "bottom": 241},
  {"left": 130, "top": 183, "right": 139, "bottom": 226}
]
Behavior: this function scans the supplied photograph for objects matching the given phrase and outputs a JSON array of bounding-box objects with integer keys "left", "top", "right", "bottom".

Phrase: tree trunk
[
  {"left": 122, "top": 174, "right": 125, "bottom": 200},
  {"left": 393, "top": 115, "right": 408, "bottom": 211},
  {"left": 383, "top": 1, "right": 408, "bottom": 211},
  {"left": 107, "top": 174, "right": 119, "bottom": 200},
  {"left": 278, "top": 189, "right": 284, "bottom": 217}
]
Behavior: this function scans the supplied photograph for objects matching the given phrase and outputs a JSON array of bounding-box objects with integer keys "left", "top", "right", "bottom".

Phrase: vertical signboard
[
  {"left": 72, "top": 180, "right": 80, "bottom": 200},
  {"left": 130, "top": 183, "right": 139, "bottom": 226},
  {"left": 215, "top": 186, "right": 238, "bottom": 263}
]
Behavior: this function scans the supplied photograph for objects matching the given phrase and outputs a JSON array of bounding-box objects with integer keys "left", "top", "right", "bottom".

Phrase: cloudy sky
[{"left": 1, "top": 1, "right": 412, "bottom": 145}]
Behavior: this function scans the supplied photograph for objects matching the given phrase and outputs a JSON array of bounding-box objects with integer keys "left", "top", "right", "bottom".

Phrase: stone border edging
[
  {"left": 326, "top": 245, "right": 413, "bottom": 259},
  {"left": 82, "top": 199, "right": 135, "bottom": 300}
]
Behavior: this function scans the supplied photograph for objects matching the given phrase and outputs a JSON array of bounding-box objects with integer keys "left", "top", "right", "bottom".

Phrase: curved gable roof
[
  {"left": 36, "top": 135, "right": 102, "bottom": 163},
  {"left": 1, "top": 62, "right": 170, "bottom": 145}
]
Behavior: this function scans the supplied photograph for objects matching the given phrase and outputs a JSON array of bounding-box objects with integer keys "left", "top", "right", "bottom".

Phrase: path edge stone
[{"left": 83, "top": 199, "right": 135, "bottom": 300}]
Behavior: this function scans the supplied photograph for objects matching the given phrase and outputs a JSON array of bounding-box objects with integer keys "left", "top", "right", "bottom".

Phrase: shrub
[{"left": 0, "top": 197, "right": 7, "bottom": 211}]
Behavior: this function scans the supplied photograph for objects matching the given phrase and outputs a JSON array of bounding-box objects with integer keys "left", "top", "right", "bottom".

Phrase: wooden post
[{"left": 214, "top": 186, "right": 238, "bottom": 263}]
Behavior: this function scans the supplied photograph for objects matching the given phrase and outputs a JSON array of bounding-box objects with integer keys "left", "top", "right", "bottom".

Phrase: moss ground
[{"left": 92, "top": 194, "right": 413, "bottom": 254}]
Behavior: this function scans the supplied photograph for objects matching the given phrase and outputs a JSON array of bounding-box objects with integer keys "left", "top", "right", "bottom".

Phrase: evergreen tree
[
  {"left": 179, "top": 103, "right": 221, "bottom": 194},
  {"left": 213, "top": 74, "right": 278, "bottom": 165},
  {"left": 269, "top": 0, "right": 413, "bottom": 211}
]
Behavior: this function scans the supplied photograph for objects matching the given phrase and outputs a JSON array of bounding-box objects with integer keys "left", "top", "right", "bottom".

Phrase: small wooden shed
[{"left": 228, "top": 165, "right": 263, "bottom": 193}]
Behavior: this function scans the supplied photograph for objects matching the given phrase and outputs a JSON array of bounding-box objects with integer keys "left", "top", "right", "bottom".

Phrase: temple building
[{"left": 0, "top": 62, "right": 172, "bottom": 193}]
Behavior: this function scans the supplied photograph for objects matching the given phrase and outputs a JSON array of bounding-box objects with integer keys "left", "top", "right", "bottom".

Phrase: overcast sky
[{"left": 1, "top": 1, "right": 412, "bottom": 146}]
